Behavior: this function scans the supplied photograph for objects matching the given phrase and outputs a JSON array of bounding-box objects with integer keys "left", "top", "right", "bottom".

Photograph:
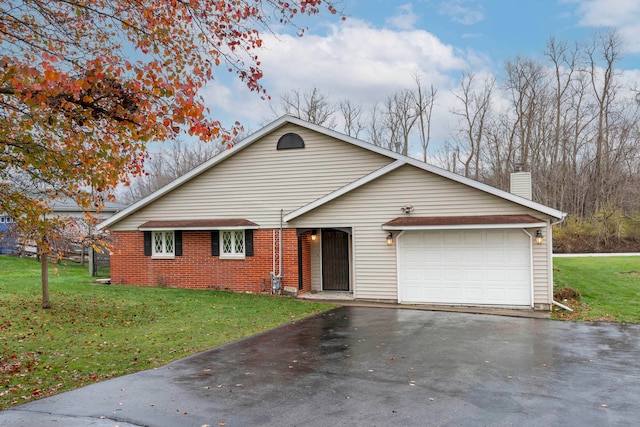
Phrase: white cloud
[
  {"left": 568, "top": 0, "right": 640, "bottom": 53},
  {"left": 438, "top": 0, "right": 484, "bottom": 25},
  {"left": 386, "top": 4, "right": 420, "bottom": 30},
  {"left": 202, "top": 19, "right": 473, "bottom": 135},
  {"left": 259, "top": 19, "right": 467, "bottom": 95},
  {"left": 198, "top": 16, "right": 518, "bottom": 156}
]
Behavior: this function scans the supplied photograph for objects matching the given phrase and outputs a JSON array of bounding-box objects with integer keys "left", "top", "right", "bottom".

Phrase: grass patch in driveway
[
  {"left": 0, "top": 255, "right": 335, "bottom": 409},
  {"left": 552, "top": 256, "right": 640, "bottom": 323}
]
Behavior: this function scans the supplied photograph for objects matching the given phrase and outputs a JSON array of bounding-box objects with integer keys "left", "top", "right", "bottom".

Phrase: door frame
[{"left": 320, "top": 228, "right": 352, "bottom": 292}]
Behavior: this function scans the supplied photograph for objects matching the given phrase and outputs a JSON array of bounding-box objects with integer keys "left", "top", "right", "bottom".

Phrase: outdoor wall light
[
  {"left": 535, "top": 229, "right": 543, "bottom": 245},
  {"left": 386, "top": 232, "right": 393, "bottom": 245},
  {"left": 311, "top": 230, "right": 317, "bottom": 241}
]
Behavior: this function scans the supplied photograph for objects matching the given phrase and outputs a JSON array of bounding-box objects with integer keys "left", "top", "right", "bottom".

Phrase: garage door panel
[
  {"left": 485, "top": 232, "right": 506, "bottom": 245},
  {"left": 485, "top": 268, "right": 507, "bottom": 282},
  {"left": 443, "top": 232, "right": 463, "bottom": 245},
  {"left": 399, "top": 229, "right": 531, "bottom": 306}
]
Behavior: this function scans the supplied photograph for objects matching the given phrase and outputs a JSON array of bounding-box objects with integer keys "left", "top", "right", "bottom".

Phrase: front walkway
[{"left": 297, "top": 292, "right": 550, "bottom": 319}]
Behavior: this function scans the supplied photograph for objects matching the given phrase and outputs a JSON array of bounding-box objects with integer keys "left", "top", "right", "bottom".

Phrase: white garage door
[{"left": 399, "top": 229, "right": 531, "bottom": 306}]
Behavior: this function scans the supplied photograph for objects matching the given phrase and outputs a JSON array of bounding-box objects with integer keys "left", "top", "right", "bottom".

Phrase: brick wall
[
  {"left": 300, "top": 232, "right": 312, "bottom": 293},
  {"left": 110, "top": 229, "right": 300, "bottom": 293}
]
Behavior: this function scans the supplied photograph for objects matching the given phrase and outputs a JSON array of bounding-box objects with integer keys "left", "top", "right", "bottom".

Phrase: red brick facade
[
  {"left": 300, "top": 232, "right": 312, "bottom": 293},
  {"left": 110, "top": 229, "right": 305, "bottom": 293}
]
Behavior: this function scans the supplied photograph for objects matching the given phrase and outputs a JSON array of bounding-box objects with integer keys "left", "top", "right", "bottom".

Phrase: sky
[{"left": 200, "top": 0, "right": 640, "bottom": 156}]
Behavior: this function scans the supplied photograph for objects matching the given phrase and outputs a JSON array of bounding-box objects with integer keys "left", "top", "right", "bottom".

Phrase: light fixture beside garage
[
  {"left": 535, "top": 229, "right": 543, "bottom": 245},
  {"left": 386, "top": 232, "right": 393, "bottom": 245},
  {"left": 311, "top": 230, "right": 317, "bottom": 241}
]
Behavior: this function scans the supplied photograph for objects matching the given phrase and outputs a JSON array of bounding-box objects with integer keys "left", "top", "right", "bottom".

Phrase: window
[
  {"left": 211, "top": 229, "right": 253, "bottom": 258},
  {"left": 152, "top": 231, "right": 175, "bottom": 257},
  {"left": 143, "top": 230, "right": 182, "bottom": 257},
  {"left": 276, "top": 132, "right": 305, "bottom": 150},
  {"left": 221, "top": 230, "right": 245, "bottom": 258}
]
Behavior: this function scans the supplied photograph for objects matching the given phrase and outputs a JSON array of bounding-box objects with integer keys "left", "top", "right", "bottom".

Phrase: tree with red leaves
[{"left": 0, "top": 0, "right": 342, "bottom": 308}]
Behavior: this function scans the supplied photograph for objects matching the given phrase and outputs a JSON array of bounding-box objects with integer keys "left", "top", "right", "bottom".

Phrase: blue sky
[{"left": 200, "top": 0, "right": 640, "bottom": 153}]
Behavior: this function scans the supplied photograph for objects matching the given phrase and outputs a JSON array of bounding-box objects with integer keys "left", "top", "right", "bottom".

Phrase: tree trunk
[{"left": 41, "top": 249, "right": 51, "bottom": 309}]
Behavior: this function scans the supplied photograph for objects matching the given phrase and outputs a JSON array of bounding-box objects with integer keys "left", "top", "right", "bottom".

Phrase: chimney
[{"left": 510, "top": 163, "right": 532, "bottom": 200}]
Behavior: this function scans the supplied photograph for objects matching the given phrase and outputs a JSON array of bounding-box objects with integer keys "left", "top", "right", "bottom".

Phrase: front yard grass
[
  {"left": 552, "top": 256, "right": 640, "bottom": 323},
  {"left": 0, "top": 256, "right": 334, "bottom": 409}
]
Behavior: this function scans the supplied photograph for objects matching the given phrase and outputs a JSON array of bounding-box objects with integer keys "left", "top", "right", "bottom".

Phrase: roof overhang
[
  {"left": 382, "top": 215, "right": 547, "bottom": 231},
  {"left": 138, "top": 219, "right": 258, "bottom": 231}
]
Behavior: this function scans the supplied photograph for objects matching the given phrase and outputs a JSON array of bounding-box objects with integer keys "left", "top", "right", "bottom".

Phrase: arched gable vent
[{"left": 277, "top": 133, "right": 305, "bottom": 150}]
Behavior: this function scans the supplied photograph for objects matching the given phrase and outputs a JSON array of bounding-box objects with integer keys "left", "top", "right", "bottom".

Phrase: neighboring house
[
  {"left": 99, "top": 116, "right": 565, "bottom": 311},
  {"left": 1, "top": 199, "right": 126, "bottom": 260},
  {"left": 48, "top": 199, "right": 127, "bottom": 220},
  {"left": 0, "top": 214, "right": 17, "bottom": 254}
]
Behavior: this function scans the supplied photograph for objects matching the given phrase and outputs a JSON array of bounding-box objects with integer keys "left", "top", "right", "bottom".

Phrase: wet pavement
[{"left": 2, "top": 306, "right": 640, "bottom": 426}]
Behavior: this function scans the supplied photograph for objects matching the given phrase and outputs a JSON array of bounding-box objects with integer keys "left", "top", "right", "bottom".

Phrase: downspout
[
  {"left": 279, "top": 208, "right": 283, "bottom": 278},
  {"left": 269, "top": 210, "right": 283, "bottom": 294},
  {"left": 553, "top": 300, "right": 573, "bottom": 312}
]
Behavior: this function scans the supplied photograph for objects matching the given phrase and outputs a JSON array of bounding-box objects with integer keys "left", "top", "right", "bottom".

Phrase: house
[
  {"left": 99, "top": 116, "right": 565, "bottom": 311},
  {"left": 0, "top": 214, "right": 16, "bottom": 254},
  {"left": 1, "top": 198, "right": 125, "bottom": 272}
]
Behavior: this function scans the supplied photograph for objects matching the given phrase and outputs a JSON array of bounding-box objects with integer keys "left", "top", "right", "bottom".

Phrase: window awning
[
  {"left": 382, "top": 215, "right": 546, "bottom": 230},
  {"left": 138, "top": 219, "right": 258, "bottom": 231}
]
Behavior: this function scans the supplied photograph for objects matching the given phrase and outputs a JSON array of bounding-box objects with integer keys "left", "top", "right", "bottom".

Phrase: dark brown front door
[{"left": 322, "top": 229, "right": 350, "bottom": 291}]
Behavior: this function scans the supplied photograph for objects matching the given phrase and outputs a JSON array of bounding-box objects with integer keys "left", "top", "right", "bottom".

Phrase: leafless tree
[
  {"left": 274, "top": 87, "right": 337, "bottom": 128},
  {"left": 450, "top": 72, "right": 494, "bottom": 179},
  {"left": 338, "top": 99, "right": 365, "bottom": 138},
  {"left": 413, "top": 73, "right": 437, "bottom": 162},
  {"left": 120, "top": 139, "right": 224, "bottom": 204},
  {"left": 384, "top": 89, "right": 418, "bottom": 155},
  {"left": 367, "top": 102, "right": 387, "bottom": 148},
  {"left": 585, "top": 30, "right": 623, "bottom": 214}
]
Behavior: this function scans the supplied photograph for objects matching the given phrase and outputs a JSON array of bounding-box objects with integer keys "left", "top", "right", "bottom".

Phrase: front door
[{"left": 322, "top": 229, "right": 350, "bottom": 291}]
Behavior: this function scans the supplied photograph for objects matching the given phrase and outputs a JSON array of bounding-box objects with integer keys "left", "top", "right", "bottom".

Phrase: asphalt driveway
[{"left": 2, "top": 306, "right": 640, "bottom": 426}]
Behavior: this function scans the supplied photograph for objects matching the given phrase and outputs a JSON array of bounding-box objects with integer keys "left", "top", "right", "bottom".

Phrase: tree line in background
[
  {"left": 272, "top": 31, "right": 640, "bottom": 219},
  {"left": 124, "top": 30, "right": 640, "bottom": 252}
]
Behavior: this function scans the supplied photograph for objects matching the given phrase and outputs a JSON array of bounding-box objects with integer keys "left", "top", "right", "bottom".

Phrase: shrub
[
  {"left": 554, "top": 286, "right": 581, "bottom": 301},
  {"left": 553, "top": 208, "right": 640, "bottom": 253}
]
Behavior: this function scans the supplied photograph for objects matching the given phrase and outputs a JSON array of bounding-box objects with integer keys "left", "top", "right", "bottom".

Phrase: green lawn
[
  {"left": 552, "top": 256, "right": 640, "bottom": 323},
  {"left": 0, "top": 256, "right": 334, "bottom": 409}
]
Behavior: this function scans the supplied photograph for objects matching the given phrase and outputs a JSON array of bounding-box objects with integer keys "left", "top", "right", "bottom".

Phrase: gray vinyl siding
[
  {"left": 289, "top": 165, "right": 553, "bottom": 303},
  {"left": 112, "top": 124, "right": 392, "bottom": 231},
  {"left": 311, "top": 237, "right": 321, "bottom": 291}
]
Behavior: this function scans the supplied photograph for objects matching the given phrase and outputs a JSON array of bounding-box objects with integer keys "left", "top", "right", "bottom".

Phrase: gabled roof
[{"left": 99, "top": 115, "right": 564, "bottom": 230}]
